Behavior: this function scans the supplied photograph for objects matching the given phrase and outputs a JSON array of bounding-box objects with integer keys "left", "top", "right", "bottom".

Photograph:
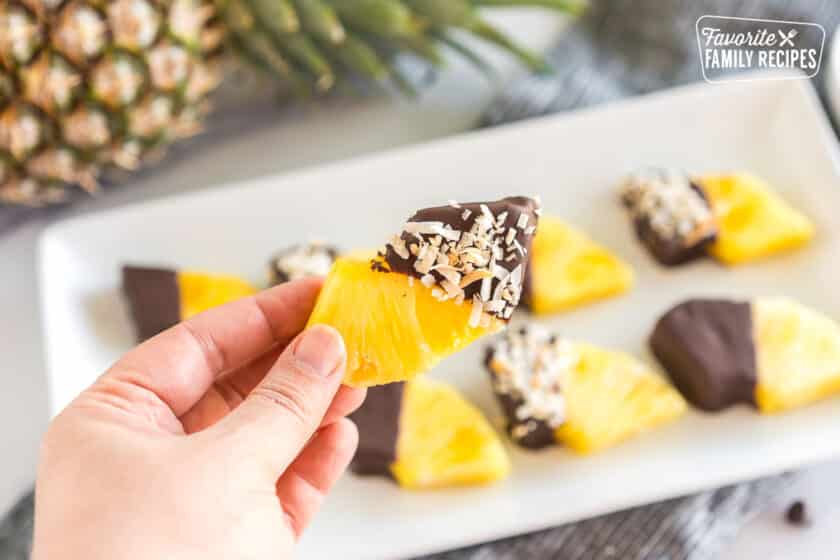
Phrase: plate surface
[{"left": 40, "top": 76, "right": 840, "bottom": 560}]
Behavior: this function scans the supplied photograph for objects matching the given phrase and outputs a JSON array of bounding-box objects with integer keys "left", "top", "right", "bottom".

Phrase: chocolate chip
[{"left": 785, "top": 500, "right": 810, "bottom": 526}]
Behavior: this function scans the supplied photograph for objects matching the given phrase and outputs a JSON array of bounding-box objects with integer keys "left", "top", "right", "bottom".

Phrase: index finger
[{"left": 106, "top": 277, "right": 323, "bottom": 417}]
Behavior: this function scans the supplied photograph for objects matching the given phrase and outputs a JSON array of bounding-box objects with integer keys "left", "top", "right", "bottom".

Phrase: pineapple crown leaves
[{"left": 221, "top": 0, "right": 587, "bottom": 94}]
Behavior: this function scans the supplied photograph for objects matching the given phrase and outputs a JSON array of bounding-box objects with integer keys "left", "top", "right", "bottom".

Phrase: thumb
[{"left": 215, "top": 324, "right": 347, "bottom": 474}]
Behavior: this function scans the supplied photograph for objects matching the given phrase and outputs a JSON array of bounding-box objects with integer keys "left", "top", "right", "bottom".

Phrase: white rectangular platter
[{"left": 40, "top": 76, "right": 840, "bottom": 560}]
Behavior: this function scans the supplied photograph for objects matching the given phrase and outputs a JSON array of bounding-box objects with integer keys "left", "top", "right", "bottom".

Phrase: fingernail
[{"left": 294, "top": 325, "right": 345, "bottom": 377}]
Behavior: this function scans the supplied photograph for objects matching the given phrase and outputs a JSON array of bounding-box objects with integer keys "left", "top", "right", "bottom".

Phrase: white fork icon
[{"left": 778, "top": 29, "right": 798, "bottom": 47}]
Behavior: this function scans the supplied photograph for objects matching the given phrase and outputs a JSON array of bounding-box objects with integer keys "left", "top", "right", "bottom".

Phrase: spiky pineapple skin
[
  {"left": 0, "top": 0, "right": 226, "bottom": 205},
  {"left": 0, "top": 0, "right": 582, "bottom": 206}
]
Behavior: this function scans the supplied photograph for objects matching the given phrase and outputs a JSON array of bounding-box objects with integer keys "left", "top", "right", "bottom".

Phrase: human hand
[{"left": 32, "top": 278, "right": 365, "bottom": 560}]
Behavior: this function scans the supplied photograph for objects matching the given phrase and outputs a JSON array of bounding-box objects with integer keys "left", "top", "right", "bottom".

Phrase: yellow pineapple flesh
[
  {"left": 391, "top": 377, "right": 510, "bottom": 489},
  {"left": 526, "top": 215, "right": 633, "bottom": 314},
  {"left": 307, "top": 256, "right": 502, "bottom": 387},
  {"left": 556, "top": 342, "right": 687, "bottom": 454},
  {"left": 754, "top": 298, "right": 840, "bottom": 413},
  {"left": 178, "top": 271, "right": 257, "bottom": 319},
  {"left": 698, "top": 173, "right": 814, "bottom": 265}
]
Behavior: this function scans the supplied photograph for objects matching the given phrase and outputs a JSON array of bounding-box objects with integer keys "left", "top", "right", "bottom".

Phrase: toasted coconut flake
[
  {"left": 434, "top": 265, "right": 462, "bottom": 286},
  {"left": 486, "top": 326, "right": 575, "bottom": 434},
  {"left": 460, "top": 269, "right": 492, "bottom": 288},
  {"left": 480, "top": 204, "right": 495, "bottom": 223},
  {"left": 390, "top": 234, "right": 409, "bottom": 259},
  {"left": 404, "top": 221, "right": 460, "bottom": 242},
  {"left": 441, "top": 279, "right": 462, "bottom": 299},
  {"left": 469, "top": 297, "right": 483, "bottom": 328},
  {"left": 621, "top": 168, "right": 716, "bottom": 248},
  {"left": 485, "top": 300, "right": 505, "bottom": 313},
  {"left": 505, "top": 227, "right": 516, "bottom": 246}
]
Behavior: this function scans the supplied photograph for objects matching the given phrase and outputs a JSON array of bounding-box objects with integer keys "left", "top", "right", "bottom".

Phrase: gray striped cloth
[{"left": 1, "top": 1, "right": 836, "bottom": 558}]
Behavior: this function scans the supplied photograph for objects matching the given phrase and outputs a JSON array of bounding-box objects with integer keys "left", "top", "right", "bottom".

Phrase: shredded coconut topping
[
  {"left": 383, "top": 198, "right": 540, "bottom": 325},
  {"left": 269, "top": 241, "right": 336, "bottom": 284},
  {"left": 621, "top": 168, "right": 715, "bottom": 245},
  {"left": 487, "top": 326, "right": 575, "bottom": 436}
]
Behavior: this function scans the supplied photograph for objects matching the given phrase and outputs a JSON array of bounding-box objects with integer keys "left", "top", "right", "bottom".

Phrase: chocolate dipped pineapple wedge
[
  {"left": 486, "top": 326, "right": 686, "bottom": 454},
  {"left": 619, "top": 168, "right": 814, "bottom": 267},
  {"left": 122, "top": 265, "right": 256, "bottom": 341},
  {"left": 307, "top": 196, "right": 540, "bottom": 387},
  {"left": 651, "top": 297, "right": 840, "bottom": 414},
  {"left": 350, "top": 376, "right": 510, "bottom": 489}
]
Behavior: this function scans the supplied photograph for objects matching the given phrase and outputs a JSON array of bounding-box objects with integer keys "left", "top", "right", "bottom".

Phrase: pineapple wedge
[
  {"left": 122, "top": 266, "right": 256, "bottom": 341},
  {"left": 650, "top": 298, "right": 840, "bottom": 414},
  {"left": 308, "top": 197, "right": 539, "bottom": 387},
  {"left": 308, "top": 256, "right": 502, "bottom": 387},
  {"left": 525, "top": 215, "right": 633, "bottom": 314},
  {"left": 391, "top": 377, "right": 511, "bottom": 489},
  {"left": 486, "top": 327, "right": 686, "bottom": 454},
  {"left": 557, "top": 343, "right": 687, "bottom": 454},
  {"left": 754, "top": 298, "right": 840, "bottom": 413},
  {"left": 698, "top": 173, "right": 814, "bottom": 265}
]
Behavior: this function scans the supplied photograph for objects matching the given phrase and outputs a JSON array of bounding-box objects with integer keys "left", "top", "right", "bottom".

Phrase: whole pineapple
[{"left": 0, "top": 0, "right": 583, "bottom": 206}]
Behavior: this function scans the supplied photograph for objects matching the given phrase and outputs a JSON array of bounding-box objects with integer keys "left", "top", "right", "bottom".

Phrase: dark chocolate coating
[
  {"left": 628, "top": 182, "right": 717, "bottom": 267},
  {"left": 484, "top": 347, "right": 557, "bottom": 450},
  {"left": 495, "top": 392, "right": 556, "bottom": 449},
  {"left": 521, "top": 260, "right": 535, "bottom": 311},
  {"left": 122, "top": 266, "right": 181, "bottom": 342},
  {"left": 650, "top": 299, "right": 757, "bottom": 411},
  {"left": 349, "top": 383, "right": 405, "bottom": 477},
  {"left": 384, "top": 197, "right": 539, "bottom": 305}
]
